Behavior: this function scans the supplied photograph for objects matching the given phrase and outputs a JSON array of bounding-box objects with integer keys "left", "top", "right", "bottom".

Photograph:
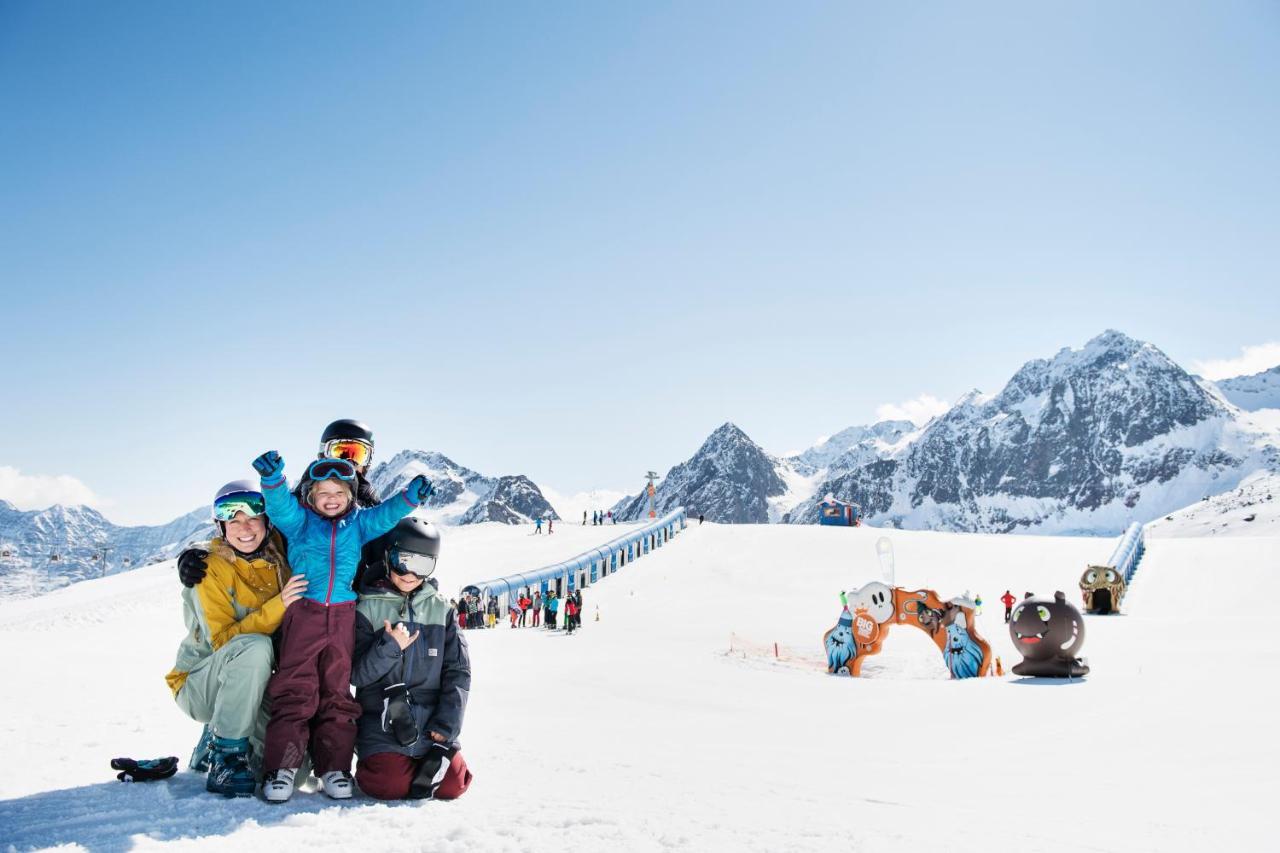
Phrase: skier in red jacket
[{"left": 1000, "top": 590, "right": 1016, "bottom": 623}]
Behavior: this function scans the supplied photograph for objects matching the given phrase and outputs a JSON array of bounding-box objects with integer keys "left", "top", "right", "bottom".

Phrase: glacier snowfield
[{"left": 0, "top": 521, "right": 1275, "bottom": 852}]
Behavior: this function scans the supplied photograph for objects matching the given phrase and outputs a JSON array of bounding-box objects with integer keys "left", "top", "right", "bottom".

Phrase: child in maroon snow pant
[
  {"left": 254, "top": 452, "right": 429, "bottom": 783},
  {"left": 265, "top": 599, "right": 361, "bottom": 773}
]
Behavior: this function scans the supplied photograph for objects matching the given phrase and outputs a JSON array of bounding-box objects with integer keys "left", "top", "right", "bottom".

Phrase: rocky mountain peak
[{"left": 614, "top": 422, "right": 786, "bottom": 523}]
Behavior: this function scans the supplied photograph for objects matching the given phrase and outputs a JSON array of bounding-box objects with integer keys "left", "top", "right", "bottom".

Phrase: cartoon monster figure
[
  {"left": 942, "top": 612, "right": 985, "bottom": 679},
  {"left": 824, "top": 608, "right": 857, "bottom": 675},
  {"left": 1009, "top": 591, "right": 1089, "bottom": 678},
  {"left": 1079, "top": 564, "right": 1126, "bottom": 614},
  {"left": 848, "top": 581, "right": 895, "bottom": 625}
]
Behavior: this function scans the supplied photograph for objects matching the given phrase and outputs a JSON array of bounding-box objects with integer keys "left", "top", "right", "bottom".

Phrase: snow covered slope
[
  {"left": 1214, "top": 364, "right": 1280, "bottom": 411},
  {"left": 1, "top": 523, "right": 1275, "bottom": 851},
  {"left": 1147, "top": 468, "right": 1280, "bottom": 538}
]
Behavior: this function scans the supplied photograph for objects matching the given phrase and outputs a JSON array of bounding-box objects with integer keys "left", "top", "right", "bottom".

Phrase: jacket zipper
[
  {"left": 404, "top": 597, "right": 415, "bottom": 687},
  {"left": 325, "top": 520, "right": 337, "bottom": 604}
]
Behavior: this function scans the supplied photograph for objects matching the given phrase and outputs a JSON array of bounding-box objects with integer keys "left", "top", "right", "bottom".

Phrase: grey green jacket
[{"left": 352, "top": 579, "right": 470, "bottom": 757}]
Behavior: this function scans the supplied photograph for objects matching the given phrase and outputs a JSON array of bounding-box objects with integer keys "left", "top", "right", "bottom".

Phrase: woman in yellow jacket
[{"left": 165, "top": 480, "right": 307, "bottom": 797}]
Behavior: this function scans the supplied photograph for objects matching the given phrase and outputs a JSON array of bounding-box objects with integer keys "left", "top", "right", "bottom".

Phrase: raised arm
[
  {"left": 355, "top": 474, "right": 434, "bottom": 543},
  {"left": 253, "top": 451, "right": 306, "bottom": 540}
]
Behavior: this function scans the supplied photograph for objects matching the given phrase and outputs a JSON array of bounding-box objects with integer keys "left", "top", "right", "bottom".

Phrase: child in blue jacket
[{"left": 252, "top": 450, "right": 433, "bottom": 802}]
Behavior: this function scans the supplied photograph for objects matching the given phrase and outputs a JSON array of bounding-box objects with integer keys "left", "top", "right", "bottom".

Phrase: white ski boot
[
  {"left": 263, "top": 768, "right": 297, "bottom": 802},
  {"left": 321, "top": 770, "right": 354, "bottom": 799}
]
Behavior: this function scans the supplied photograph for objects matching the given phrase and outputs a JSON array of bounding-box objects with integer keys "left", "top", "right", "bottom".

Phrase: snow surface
[
  {"left": 1214, "top": 365, "right": 1280, "bottom": 411},
  {"left": 1147, "top": 468, "right": 1280, "bottom": 538},
  {"left": 1, "top": 523, "right": 1276, "bottom": 851}
]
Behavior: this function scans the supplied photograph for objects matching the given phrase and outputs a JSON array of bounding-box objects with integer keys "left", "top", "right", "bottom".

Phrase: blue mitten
[
  {"left": 406, "top": 475, "right": 435, "bottom": 505},
  {"left": 253, "top": 451, "right": 285, "bottom": 481}
]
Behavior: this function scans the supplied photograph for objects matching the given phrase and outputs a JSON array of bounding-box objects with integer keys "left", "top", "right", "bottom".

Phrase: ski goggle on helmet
[
  {"left": 308, "top": 458, "right": 357, "bottom": 482},
  {"left": 212, "top": 482, "right": 267, "bottom": 522},
  {"left": 389, "top": 548, "right": 437, "bottom": 580},
  {"left": 323, "top": 438, "right": 373, "bottom": 468}
]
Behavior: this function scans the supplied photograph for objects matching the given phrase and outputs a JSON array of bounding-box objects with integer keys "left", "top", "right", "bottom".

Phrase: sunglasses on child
[
  {"left": 389, "top": 549, "right": 437, "bottom": 580},
  {"left": 308, "top": 458, "right": 357, "bottom": 482}
]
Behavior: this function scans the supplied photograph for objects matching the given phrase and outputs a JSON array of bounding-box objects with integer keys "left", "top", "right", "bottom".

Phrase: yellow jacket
[{"left": 165, "top": 533, "right": 291, "bottom": 696}]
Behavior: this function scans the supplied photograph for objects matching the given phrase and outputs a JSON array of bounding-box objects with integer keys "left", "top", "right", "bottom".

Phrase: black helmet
[
  {"left": 384, "top": 516, "right": 442, "bottom": 579},
  {"left": 319, "top": 419, "right": 374, "bottom": 449}
]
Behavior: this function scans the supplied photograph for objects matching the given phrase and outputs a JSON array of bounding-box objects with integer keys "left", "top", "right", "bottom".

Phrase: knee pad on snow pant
[{"left": 356, "top": 752, "right": 415, "bottom": 800}]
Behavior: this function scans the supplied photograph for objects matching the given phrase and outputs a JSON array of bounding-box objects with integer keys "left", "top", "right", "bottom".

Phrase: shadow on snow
[{"left": 0, "top": 771, "right": 415, "bottom": 852}]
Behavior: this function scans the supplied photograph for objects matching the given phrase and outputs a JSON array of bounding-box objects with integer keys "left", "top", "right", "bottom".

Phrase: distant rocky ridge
[
  {"left": 0, "top": 501, "right": 212, "bottom": 598},
  {"left": 366, "top": 450, "right": 558, "bottom": 526},
  {"left": 1213, "top": 365, "right": 1280, "bottom": 411},
  {"left": 613, "top": 423, "right": 787, "bottom": 523},
  {"left": 6, "top": 331, "right": 1278, "bottom": 597},
  {"left": 613, "top": 331, "right": 1280, "bottom": 534},
  {"left": 1, "top": 451, "right": 559, "bottom": 598}
]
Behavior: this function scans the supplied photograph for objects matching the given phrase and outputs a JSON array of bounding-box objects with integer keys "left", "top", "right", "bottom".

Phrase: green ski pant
[{"left": 176, "top": 633, "right": 273, "bottom": 747}]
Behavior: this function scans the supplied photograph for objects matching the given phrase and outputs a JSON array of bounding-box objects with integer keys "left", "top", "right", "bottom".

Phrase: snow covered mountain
[
  {"left": 0, "top": 501, "right": 212, "bottom": 598},
  {"left": 789, "top": 420, "right": 916, "bottom": 474},
  {"left": 611, "top": 331, "right": 1279, "bottom": 535},
  {"left": 0, "top": 451, "right": 558, "bottom": 599},
  {"left": 787, "top": 330, "right": 1279, "bottom": 533},
  {"left": 1147, "top": 468, "right": 1280, "bottom": 538},
  {"left": 612, "top": 423, "right": 788, "bottom": 523},
  {"left": 367, "top": 450, "right": 558, "bottom": 526},
  {"left": 1214, "top": 364, "right": 1280, "bottom": 411}
]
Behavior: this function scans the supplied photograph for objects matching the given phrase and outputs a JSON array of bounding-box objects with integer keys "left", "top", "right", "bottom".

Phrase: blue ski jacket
[{"left": 261, "top": 472, "right": 419, "bottom": 605}]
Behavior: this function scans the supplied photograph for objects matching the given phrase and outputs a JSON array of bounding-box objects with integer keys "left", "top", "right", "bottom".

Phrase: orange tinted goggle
[{"left": 323, "top": 439, "right": 372, "bottom": 467}]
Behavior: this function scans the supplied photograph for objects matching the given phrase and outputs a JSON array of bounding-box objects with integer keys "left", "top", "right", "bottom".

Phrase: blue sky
[{"left": 2, "top": 1, "right": 1278, "bottom": 524}]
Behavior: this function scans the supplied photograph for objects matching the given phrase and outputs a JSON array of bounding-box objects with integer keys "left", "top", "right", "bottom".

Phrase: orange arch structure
[{"left": 824, "top": 583, "right": 992, "bottom": 679}]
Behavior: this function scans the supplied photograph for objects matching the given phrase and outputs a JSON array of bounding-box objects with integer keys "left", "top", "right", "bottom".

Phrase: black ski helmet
[
  {"left": 386, "top": 516, "right": 441, "bottom": 559},
  {"left": 319, "top": 419, "right": 374, "bottom": 453}
]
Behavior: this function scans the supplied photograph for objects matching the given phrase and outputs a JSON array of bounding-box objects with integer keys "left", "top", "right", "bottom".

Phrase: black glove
[
  {"left": 409, "top": 741, "right": 458, "bottom": 799},
  {"left": 177, "top": 548, "right": 210, "bottom": 588},
  {"left": 112, "top": 756, "right": 178, "bottom": 782},
  {"left": 381, "top": 682, "right": 419, "bottom": 748}
]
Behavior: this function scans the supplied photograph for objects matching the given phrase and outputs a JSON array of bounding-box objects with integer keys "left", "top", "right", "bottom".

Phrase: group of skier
[
  {"left": 165, "top": 420, "right": 473, "bottom": 802},
  {"left": 454, "top": 587, "right": 584, "bottom": 633}
]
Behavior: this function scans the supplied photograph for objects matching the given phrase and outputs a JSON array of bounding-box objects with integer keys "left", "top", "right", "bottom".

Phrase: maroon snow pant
[
  {"left": 264, "top": 598, "right": 360, "bottom": 774},
  {"left": 356, "top": 751, "right": 473, "bottom": 801}
]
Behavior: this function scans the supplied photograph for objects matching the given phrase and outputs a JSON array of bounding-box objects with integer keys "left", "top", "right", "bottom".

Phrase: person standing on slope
[
  {"left": 253, "top": 451, "right": 433, "bottom": 802},
  {"left": 564, "top": 594, "right": 578, "bottom": 634},
  {"left": 166, "top": 481, "right": 307, "bottom": 797},
  {"left": 1001, "top": 590, "right": 1016, "bottom": 623}
]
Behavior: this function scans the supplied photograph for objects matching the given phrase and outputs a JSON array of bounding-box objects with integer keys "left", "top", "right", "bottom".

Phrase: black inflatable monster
[{"left": 1009, "top": 591, "right": 1089, "bottom": 678}]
